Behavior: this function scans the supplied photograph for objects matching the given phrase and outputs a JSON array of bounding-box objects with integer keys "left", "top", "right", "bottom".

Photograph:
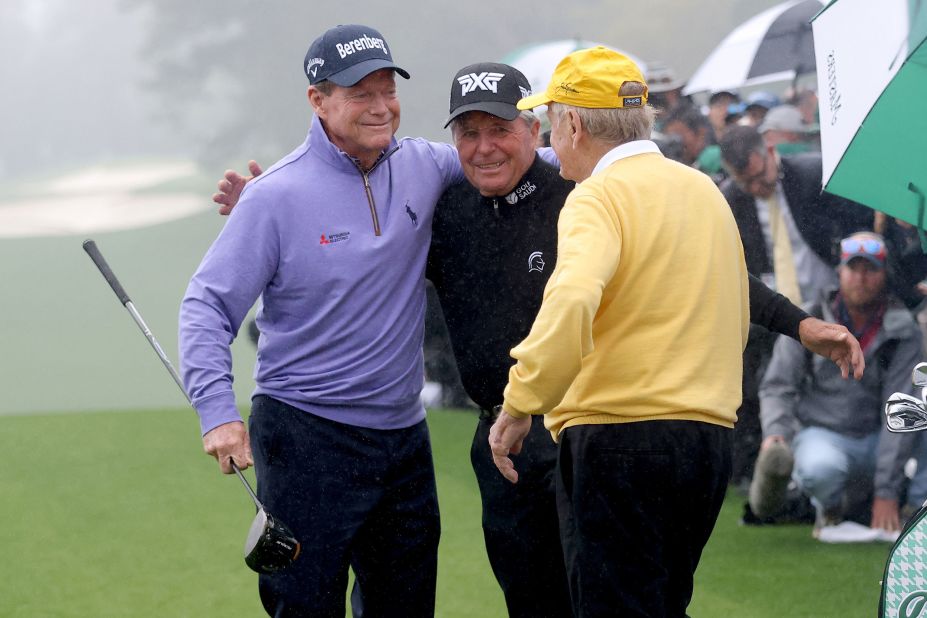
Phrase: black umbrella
[{"left": 684, "top": 0, "right": 822, "bottom": 95}]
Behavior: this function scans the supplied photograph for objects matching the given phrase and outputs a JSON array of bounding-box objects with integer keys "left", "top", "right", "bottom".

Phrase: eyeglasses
[{"left": 840, "top": 237, "right": 886, "bottom": 261}]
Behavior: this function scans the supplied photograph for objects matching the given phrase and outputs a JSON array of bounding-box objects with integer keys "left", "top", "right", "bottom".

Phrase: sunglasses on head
[{"left": 840, "top": 237, "right": 886, "bottom": 261}]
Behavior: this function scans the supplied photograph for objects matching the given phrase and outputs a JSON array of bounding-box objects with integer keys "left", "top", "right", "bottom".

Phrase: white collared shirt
[{"left": 591, "top": 140, "right": 662, "bottom": 177}]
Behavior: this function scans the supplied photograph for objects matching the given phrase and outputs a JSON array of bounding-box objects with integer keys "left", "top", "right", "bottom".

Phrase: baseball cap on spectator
[
  {"left": 839, "top": 233, "right": 887, "bottom": 268},
  {"left": 646, "top": 61, "right": 684, "bottom": 93},
  {"left": 516, "top": 47, "right": 648, "bottom": 110},
  {"left": 304, "top": 24, "right": 410, "bottom": 86},
  {"left": 445, "top": 63, "right": 532, "bottom": 127},
  {"left": 746, "top": 91, "right": 781, "bottom": 112},
  {"left": 758, "top": 105, "right": 819, "bottom": 134}
]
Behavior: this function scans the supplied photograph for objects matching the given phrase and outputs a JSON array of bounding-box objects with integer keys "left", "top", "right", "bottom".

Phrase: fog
[{"left": 2, "top": 0, "right": 788, "bottom": 180}]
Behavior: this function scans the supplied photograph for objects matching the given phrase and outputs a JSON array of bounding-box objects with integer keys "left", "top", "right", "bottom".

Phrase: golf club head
[
  {"left": 244, "top": 507, "right": 301, "bottom": 574},
  {"left": 913, "top": 362, "right": 927, "bottom": 388},
  {"left": 885, "top": 392, "right": 927, "bottom": 433}
]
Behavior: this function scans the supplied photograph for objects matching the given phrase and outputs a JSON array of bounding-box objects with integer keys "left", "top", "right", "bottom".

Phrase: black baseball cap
[
  {"left": 444, "top": 62, "right": 532, "bottom": 128},
  {"left": 304, "top": 24, "right": 410, "bottom": 87}
]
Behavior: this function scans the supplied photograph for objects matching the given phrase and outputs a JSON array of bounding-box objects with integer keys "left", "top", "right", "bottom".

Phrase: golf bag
[{"left": 880, "top": 503, "right": 927, "bottom": 617}]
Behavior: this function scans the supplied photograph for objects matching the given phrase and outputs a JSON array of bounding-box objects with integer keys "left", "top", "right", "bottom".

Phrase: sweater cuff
[{"left": 195, "top": 390, "right": 243, "bottom": 435}]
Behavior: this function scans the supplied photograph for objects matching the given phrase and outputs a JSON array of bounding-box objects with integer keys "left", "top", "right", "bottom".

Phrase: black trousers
[
  {"left": 249, "top": 396, "right": 440, "bottom": 618},
  {"left": 470, "top": 415, "right": 573, "bottom": 618},
  {"left": 556, "top": 421, "right": 731, "bottom": 618}
]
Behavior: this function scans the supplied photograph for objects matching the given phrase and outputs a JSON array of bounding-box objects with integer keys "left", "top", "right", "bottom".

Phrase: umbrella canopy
[
  {"left": 502, "top": 39, "right": 647, "bottom": 96},
  {"left": 684, "top": 0, "right": 822, "bottom": 95},
  {"left": 812, "top": 0, "right": 927, "bottom": 238}
]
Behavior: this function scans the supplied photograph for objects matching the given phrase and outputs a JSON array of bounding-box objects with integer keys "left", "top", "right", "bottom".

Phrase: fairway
[{"left": 0, "top": 406, "right": 892, "bottom": 617}]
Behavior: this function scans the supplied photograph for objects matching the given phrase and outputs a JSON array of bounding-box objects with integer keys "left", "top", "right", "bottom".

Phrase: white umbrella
[
  {"left": 684, "top": 0, "right": 822, "bottom": 95},
  {"left": 502, "top": 39, "right": 647, "bottom": 95},
  {"left": 812, "top": 0, "right": 927, "bottom": 244}
]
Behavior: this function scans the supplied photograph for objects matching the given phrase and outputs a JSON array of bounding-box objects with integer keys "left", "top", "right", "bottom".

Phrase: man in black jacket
[{"left": 719, "top": 125, "right": 873, "bottom": 489}]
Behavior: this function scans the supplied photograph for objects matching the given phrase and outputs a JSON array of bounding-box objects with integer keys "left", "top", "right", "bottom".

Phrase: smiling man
[{"left": 179, "top": 24, "right": 464, "bottom": 617}]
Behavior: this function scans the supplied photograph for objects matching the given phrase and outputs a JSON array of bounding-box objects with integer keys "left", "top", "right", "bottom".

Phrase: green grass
[{"left": 0, "top": 407, "right": 892, "bottom": 617}]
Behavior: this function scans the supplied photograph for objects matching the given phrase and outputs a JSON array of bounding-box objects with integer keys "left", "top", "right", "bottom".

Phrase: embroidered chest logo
[
  {"left": 405, "top": 202, "right": 419, "bottom": 227},
  {"left": 504, "top": 180, "right": 537, "bottom": 204},
  {"left": 528, "top": 251, "right": 545, "bottom": 273},
  {"left": 320, "top": 231, "right": 350, "bottom": 245},
  {"left": 457, "top": 72, "right": 505, "bottom": 95}
]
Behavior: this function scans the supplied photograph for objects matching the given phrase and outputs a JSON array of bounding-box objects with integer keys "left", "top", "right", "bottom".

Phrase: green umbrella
[{"left": 812, "top": 0, "right": 927, "bottom": 248}]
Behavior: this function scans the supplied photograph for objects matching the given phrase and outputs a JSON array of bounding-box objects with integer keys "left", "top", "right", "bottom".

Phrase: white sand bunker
[{"left": 0, "top": 162, "right": 211, "bottom": 238}]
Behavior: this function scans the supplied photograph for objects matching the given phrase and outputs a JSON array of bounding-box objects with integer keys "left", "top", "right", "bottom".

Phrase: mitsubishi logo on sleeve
[{"left": 457, "top": 72, "right": 505, "bottom": 96}]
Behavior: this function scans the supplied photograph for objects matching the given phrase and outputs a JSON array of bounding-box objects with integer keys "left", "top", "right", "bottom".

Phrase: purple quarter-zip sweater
[{"left": 180, "top": 115, "right": 463, "bottom": 435}]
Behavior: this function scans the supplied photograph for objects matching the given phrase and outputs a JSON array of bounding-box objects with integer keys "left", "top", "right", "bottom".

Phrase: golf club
[
  {"left": 82, "top": 239, "right": 301, "bottom": 574},
  {"left": 885, "top": 392, "right": 927, "bottom": 433}
]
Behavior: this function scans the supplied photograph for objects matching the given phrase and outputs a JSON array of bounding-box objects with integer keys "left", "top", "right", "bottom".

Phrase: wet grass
[{"left": 0, "top": 407, "right": 891, "bottom": 617}]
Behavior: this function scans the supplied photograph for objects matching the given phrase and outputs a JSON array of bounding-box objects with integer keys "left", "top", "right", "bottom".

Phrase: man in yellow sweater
[{"left": 489, "top": 47, "right": 750, "bottom": 617}]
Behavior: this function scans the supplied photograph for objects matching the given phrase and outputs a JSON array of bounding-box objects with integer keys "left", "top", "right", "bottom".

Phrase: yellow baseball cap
[{"left": 516, "top": 46, "right": 648, "bottom": 110}]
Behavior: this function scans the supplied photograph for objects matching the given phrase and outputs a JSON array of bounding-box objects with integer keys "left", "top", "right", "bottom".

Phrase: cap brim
[
  {"left": 443, "top": 101, "right": 520, "bottom": 128},
  {"left": 841, "top": 254, "right": 885, "bottom": 268},
  {"left": 516, "top": 92, "right": 553, "bottom": 111},
  {"left": 327, "top": 58, "right": 411, "bottom": 87}
]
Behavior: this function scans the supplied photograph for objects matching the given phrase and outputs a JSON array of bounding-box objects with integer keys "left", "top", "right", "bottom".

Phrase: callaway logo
[
  {"left": 458, "top": 72, "right": 505, "bottom": 96},
  {"left": 336, "top": 34, "right": 388, "bottom": 59},
  {"left": 320, "top": 231, "right": 351, "bottom": 245},
  {"left": 504, "top": 180, "right": 537, "bottom": 204},
  {"left": 306, "top": 57, "right": 325, "bottom": 78},
  {"left": 528, "top": 251, "right": 545, "bottom": 273}
]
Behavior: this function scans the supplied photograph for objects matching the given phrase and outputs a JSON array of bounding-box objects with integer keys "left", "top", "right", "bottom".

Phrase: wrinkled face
[
  {"left": 730, "top": 149, "right": 778, "bottom": 198},
  {"left": 451, "top": 111, "right": 539, "bottom": 197},
  {"left": 662, "top": 120, "right": 706, "bottom": 165},
  {"left": 839, "top": 258, "right": 886, "bottom": 309},
  {"left": 547, "top": 106, "right": 579, "bottom": 182},
  {"left": 310, "top": 69, "right": 400, "bottom": 166}
]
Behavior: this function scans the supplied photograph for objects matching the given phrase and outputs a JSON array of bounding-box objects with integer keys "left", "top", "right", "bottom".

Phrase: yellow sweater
[{"left": 502, "top": 151, "right": 749, "bottom": 439}]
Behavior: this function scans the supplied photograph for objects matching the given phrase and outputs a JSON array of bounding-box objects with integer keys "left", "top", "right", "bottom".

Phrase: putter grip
[{"left": 83, "top": 239, "right": 131, "bottom": 305}]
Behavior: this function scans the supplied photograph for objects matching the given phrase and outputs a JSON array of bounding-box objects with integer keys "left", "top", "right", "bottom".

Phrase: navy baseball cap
[
  {"left": 444, "top": 62, "right": 532, "bottom": 128},
  {"left": 304, "top": 24, "right": 410, "bottom": 87}
]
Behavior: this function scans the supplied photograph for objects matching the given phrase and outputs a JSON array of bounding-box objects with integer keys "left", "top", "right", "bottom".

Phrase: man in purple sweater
[{"left": 179, "top": 24, "right": 463, "bottom": 617}]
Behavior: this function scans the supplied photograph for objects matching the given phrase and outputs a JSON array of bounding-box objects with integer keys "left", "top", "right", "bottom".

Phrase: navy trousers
[
  {"left": 556, "top": 420, "right": 731, "bottom": 618},
  {"left": 470, "top": 415, "right": 572, "bottom": 618},
  {"left": 248, "top": 395, "right": 440, "bottom": 618}
]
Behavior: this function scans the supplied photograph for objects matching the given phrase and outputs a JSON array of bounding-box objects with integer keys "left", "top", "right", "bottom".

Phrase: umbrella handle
[{"left": 908, "top": 182, "right": 927, "bottom": 254}]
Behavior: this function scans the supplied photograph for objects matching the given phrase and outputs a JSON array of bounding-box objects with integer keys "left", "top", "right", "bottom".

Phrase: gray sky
[{"left": 1, "top": 0, "right": 795, "bottom": 180}]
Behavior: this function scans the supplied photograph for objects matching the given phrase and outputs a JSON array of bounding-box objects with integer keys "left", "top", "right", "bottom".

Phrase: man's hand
[
  {"left": 489, "top": 409, "right": 532, "bottom": 484},
  {"left": 798, "top": 317, "right": 865, "bottom": 380},
  {"left": 202, "top": 420, "right": 253, "bottom": 474},
  {"left": 871, "top": 497, "right": 901, "bottom": 532},
  {"left": 212, "top": 160, "right": 263, "bottom": 215}
]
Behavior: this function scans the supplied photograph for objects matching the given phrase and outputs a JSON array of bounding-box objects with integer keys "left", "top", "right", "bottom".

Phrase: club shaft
[
  {"left": 232, "top": 461, "right": 264, "bottom": 510},
  {"left": 125, "top": 301, "right": 191, "bottom": 404}
]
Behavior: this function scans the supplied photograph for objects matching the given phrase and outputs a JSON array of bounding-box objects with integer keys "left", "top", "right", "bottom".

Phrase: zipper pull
[{"left": 493, "top": 198, "right": 500, "bottom": 218}]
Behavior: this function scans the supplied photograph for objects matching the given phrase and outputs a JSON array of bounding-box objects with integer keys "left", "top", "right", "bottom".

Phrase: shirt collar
[{"left": 591, "top": 140, "right": 661, "bottom": 176}]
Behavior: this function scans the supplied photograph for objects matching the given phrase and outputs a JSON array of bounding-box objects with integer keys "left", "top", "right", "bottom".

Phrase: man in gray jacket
[{"left": 754, "top": 232, "right": 922, "bottom": 538}]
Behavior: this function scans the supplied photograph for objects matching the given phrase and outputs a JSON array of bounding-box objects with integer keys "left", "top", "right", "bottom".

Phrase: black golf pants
[{"left": 249, "top": 395, "right": 440, "bottom": 618}]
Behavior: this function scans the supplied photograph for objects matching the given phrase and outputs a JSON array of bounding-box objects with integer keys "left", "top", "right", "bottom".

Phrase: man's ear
[
  {"left": 308, "top": 86, "right": 325, "bottom": 119},
  {"left": 568, "top": 109, "right": 582, "bottom": 148}
]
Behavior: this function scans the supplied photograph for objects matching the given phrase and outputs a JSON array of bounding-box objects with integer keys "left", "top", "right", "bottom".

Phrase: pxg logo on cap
[
  {"left": 304, "top": 24, "right": 410, "bottom": 87},
  {"left": 444, "top": 62, "right": 532, "bottom": 128}
]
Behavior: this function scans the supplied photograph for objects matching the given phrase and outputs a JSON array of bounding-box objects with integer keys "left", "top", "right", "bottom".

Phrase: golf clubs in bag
[
  {"left": 82, "top": 239, "right": 300, "bottom": 574},
  {"left": 880, "top": 364, "right": 927, "bottom": 616}
]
